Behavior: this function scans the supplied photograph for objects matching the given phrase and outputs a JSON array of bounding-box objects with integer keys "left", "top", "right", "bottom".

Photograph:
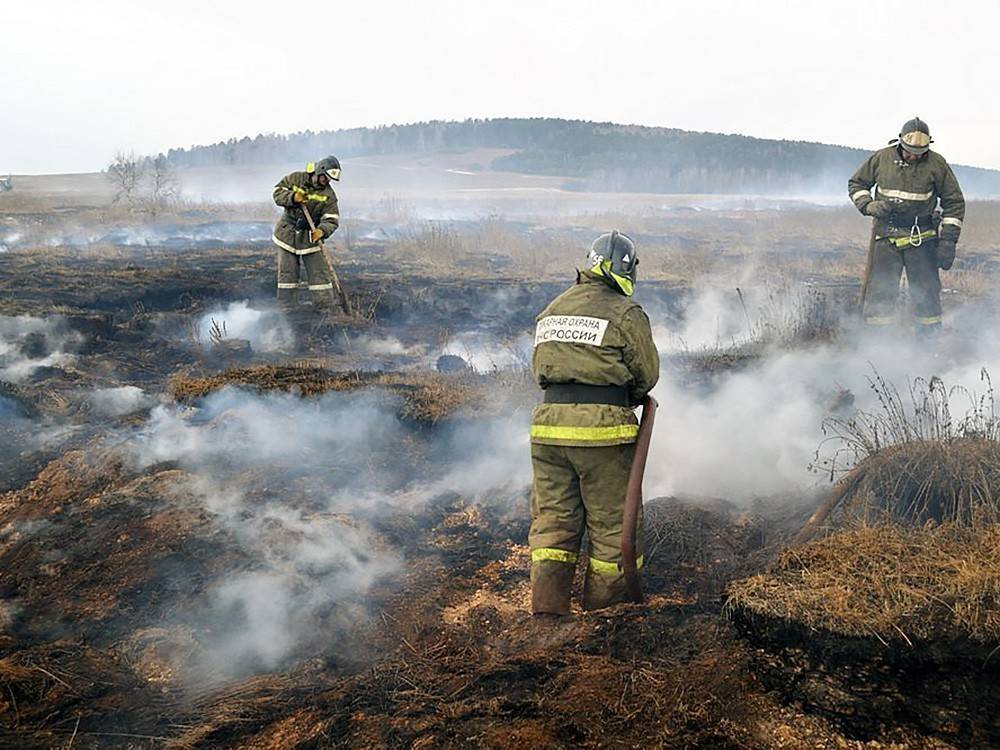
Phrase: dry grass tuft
[
  {"left": 834, "top": 438, "right": 1000, "bottom": 526},
  {"left": 809, "top": 370, "right": 1000, "bottom": 529},
  {"left": 169, "top": 364, "right": 532, "bottom": 422},
  {"left": 670, "top": 284, "right": 837, "bottom": 378},
  {"left": 726, "top": 523, "right": 1000, "bottom": 644}
]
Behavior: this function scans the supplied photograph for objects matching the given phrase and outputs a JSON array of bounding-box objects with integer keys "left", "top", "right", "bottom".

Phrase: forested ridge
[{"left": 162, "top": 118, "right": 1000, "bottom": 195}]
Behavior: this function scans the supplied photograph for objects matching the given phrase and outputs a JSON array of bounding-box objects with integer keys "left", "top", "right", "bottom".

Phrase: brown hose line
[{"left": 622, "top": 395, "right": 657, "bottom": 603}]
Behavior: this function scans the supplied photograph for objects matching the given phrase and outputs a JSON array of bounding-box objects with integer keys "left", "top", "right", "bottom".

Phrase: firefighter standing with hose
[
  {"left": 271, "top": 156, "right": 348, "bottom": 313},
  {"left": 849, "top": 118, "right": 965, "bottom": 333},
  {"left": 529, "top": 231, "right": 660, "bottom": 618}
]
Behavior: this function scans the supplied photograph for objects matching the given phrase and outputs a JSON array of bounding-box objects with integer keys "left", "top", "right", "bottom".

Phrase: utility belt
[
  {"left": 878, "top": 214, "right": 938, "bottom": 249},
  {"left": 543, "top": 383, "right": 630, "bottom": 406}
]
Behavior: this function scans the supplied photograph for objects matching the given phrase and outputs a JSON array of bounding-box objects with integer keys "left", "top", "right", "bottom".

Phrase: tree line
[{"left": 159, "top": 118, "right": 1000, "bottom": 196}]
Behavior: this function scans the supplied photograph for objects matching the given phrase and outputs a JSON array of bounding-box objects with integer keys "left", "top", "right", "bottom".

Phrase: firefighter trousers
[
  {"left": 863, "top": 238, "right": 942, "bottom": 328},
  {"left": 528, "top": 442, "right": 640, "bottom": 614},
  {"left": 276, "top": 248, "right": 335, "bottom": 308}
]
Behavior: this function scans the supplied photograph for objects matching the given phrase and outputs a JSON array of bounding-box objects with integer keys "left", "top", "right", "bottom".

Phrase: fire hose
[
  {"left": 299, "top": 202, "right": 352, "bottom": 316},
  {"left": 622, "top": 394, "right": 657, "bottom": 603}
]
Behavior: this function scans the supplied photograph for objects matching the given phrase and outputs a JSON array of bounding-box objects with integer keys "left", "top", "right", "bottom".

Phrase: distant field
[{"left": 3, "top": 151, "right": 1000, "bottom": 300}]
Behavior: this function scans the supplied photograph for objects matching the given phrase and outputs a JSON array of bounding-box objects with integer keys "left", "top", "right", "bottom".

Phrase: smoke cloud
[
  {"left": 646, "top": 284, "right": 1000, "bottom": 502},
  {"left": 86, "top": 386, "right": 155, "bottom": 417},
  {"left": 123, "top": 385, "right": 528, "bottom": 676},
  {"left": 195, "top": 301, "right": 294, "bottom": 353},
  {"left": 0, "top": 314, "right": 81, "bottom": 383},
  {"left": 442, "top": 331, "right": 532, "bottom": 373}
]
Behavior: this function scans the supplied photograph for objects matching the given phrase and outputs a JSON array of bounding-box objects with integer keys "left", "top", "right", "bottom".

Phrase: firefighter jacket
[
  {"left": 531, "top": 270, "right": 660, "bottom": 447},
  {"left": 272, "top": 171, "right": 340, "bottom": 255},
  {"left": 848, "top": 146, "right": 965, "bottom": 244}
]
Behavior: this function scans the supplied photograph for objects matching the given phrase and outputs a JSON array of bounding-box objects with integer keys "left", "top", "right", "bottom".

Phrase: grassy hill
[{"left": 161, "top": 118, "right": 1000, "bottom": 197}]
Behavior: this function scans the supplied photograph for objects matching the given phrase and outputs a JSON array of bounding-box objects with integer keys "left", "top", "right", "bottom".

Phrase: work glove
[
  {"left": 310, "top": 227, "right": 324, "bottom": 243},
  {"left": 292, "top": 188, "right": 308, "bottom": 204},
  {"left": 937, "top": 238, "right": 957, "bottom": 271},
  {"left": 864, "top": 200, "right": 893, "bottom": 219}
]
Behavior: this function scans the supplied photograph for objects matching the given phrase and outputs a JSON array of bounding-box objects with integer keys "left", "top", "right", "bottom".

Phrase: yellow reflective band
[
  {"left": 307, "top": 283, "right": 333, "bottom": 290},
  {"left": 864, "top": 316, "right": 895, "bottom": 326},
  {"left": 851, "top": 190, "right": 871, "bottom": 202},
  {"left": 589, "top": 555, "right": 644, "bottom": 576},
  {"left": 590, "top": 261, "right": 635, "bottom": 297},
  {"left": 303, "top": 193, "right": 328, "bottom": 203},
  {"left": 887, "top": 230, "right": 937, "bottom": 249},
  {"left": 878, "top": 188, "right": 934, "bottom": 202},
  {"left": 940, "top": 217, "right": 963, "bottom": 228},
  {"left": 530, "top": 424, "right": 639, "bottom": 441},
  {"left": 915, "top": 315, "right": 942, "bottom": 325},
  {"left": 306, "top": 162, "right": 316, "bottom": 172},
  {"left": 531, "top": 548, "right": 578, "bottom": 565},
  {"left": 277, "top": 282, "right": 298, "bottom": 289}
]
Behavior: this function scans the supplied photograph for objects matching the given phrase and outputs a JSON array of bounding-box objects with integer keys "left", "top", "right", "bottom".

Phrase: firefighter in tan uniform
[
  {"left": 530, "top": 231, "right": 660, "bottom": 615},
  {"left": 271, "top": 156, "right": 342, "bottom": 309},
  {"left": 849, "top": 118, "right": 965, "bottom": 331}
]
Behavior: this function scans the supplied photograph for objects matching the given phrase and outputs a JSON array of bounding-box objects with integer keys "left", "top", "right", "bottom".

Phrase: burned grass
[
  {"left": 726, "top": 524, "right": 1000, "bottom": 744},
  {"left": 0, "top": 440, "right": 968, "bottom": 748},
  {"left": 169, "top": 364, "right": 533, "bottom": 423}
]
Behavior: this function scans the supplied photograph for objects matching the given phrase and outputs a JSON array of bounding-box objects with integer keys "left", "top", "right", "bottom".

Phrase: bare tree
[
  {"left": 148, "top": 154, "right": 178, "bottom": 217},
  {"left": 106, "top": 150, "right": 144, "bottom": 209}
]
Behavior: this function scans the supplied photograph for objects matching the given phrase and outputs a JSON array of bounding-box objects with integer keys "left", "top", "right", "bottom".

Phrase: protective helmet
[
  {"left": 587, "top": 230, "right": 638, "bottom": 296},
  {"left": 307, "top": 155, "right": 341, "bottom": 181},
  {"left": 897, "top": 117, "right": 932, "bottom": 155}
]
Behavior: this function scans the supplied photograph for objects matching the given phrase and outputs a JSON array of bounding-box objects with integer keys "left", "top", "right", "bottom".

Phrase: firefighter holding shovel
[
  {"left": 271, "top": 155, "right": 351, "bottom": 315},
  {"left": 529, "top": 231, "right": 660, "bottom": 617}
]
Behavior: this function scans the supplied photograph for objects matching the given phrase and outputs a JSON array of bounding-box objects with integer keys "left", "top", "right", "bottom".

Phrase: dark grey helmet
[
  {"left": 898, "top": 117, "right": 932, "bottom": 155},
  {"left": 588, "top": 230, "right": 638, "bottom": 293},
  {"left": 309, "top": 155, "right": 341, "bottom": 181}
]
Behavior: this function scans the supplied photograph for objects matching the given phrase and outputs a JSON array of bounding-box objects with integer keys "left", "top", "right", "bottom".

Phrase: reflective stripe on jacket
[{"left": 848, "top": 146, "right": 965, "bottom": 242}]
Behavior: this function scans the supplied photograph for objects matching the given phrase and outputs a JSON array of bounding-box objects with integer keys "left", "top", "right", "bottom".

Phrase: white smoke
[
  {"left": 124, "top": 386, "right": 529, "bottom": 674},
  {"left": 356, "top": 335, "right": 412, "bottom": 357},
  {"left": 0, "top": 315, "right": 80, "bottom": 383},
  {"left": 645, "top": 285, "right": 1000, "bottom": 502},
  {"left": 179, "top": 476, "right": 400, "bottom": 673},
  {"left": 442, "top": 331, "right": 531, "bottom": 372},
  {"left": 87, "top": 386, "right": 155, "bottom": 417},
  {"left": 195, "top": 301, "right": 293, "bottom": 353}
]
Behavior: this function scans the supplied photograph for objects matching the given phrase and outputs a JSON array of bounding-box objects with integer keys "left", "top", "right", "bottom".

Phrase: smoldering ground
[
  {"left": 115, "top": 385, "right": 531, "bottom": 680},
  {"left": 193, "top": 300, "right": 294, "bottom": 353},
  {"left": 0, "top": 314, "right": 82, "bottom": 383}
]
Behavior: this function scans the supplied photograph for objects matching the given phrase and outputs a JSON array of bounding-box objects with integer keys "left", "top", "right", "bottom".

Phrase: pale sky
[{"left": 4, "top": 0, "right": 1000, "bottom": 174}]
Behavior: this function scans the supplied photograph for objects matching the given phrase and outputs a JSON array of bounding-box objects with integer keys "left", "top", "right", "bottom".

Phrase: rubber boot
[
  {"left": 530, "top": 561, "right": 575, "bottom": 615},
  {"left": 581, "top": 568, "right": 630, "bottom": 611}
]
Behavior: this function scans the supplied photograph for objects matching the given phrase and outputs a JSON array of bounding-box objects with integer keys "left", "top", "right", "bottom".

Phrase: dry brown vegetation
[
  {"left": 727, "top": 524, "right": 1000, "bottom": 644},
  {"left": 170, "top": 364, "right": 533, "bottom": 422},
  {"left": 804, "top": 371, "right": 1000, "bottom": 530}
]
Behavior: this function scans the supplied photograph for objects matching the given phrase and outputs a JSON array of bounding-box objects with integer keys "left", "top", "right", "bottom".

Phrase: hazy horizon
[{"left": 5, "top": 1, "right": 1000, "bottom": 175}]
